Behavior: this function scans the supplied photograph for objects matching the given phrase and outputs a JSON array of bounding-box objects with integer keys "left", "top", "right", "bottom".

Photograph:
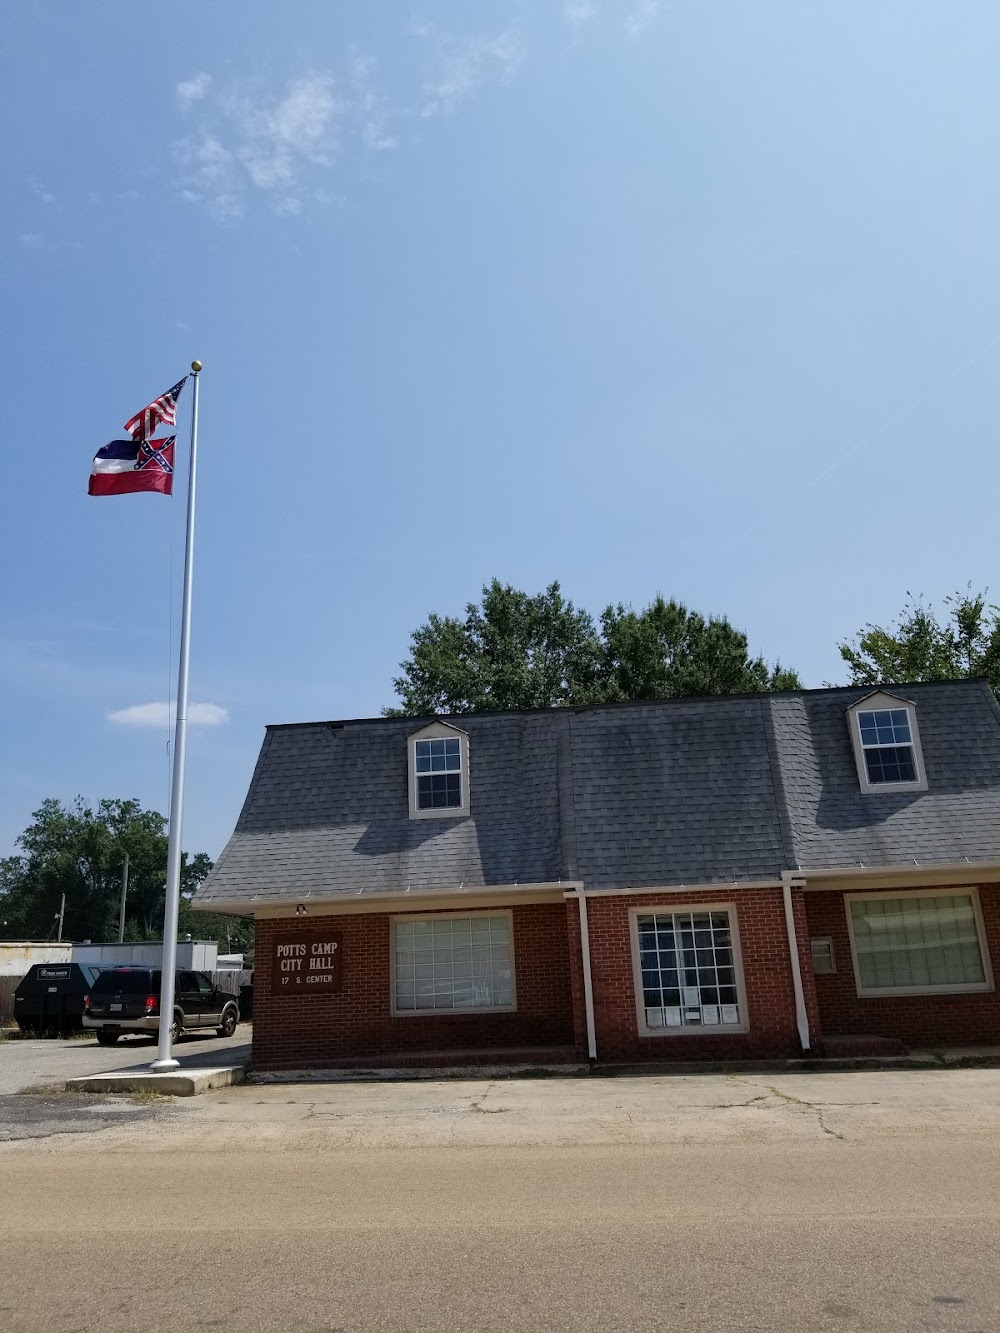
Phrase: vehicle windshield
[{"left": 91, "top": 969, "right": 161, "bottom": 995}]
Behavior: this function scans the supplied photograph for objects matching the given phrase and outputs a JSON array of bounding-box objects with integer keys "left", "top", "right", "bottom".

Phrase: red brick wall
[
  {"left": 582, "top": 888, "right": 807, "bottom": 1060},
  {"left": 252, "top": 903, "right": 575, "bottom": 1070},
  {"left": 805, "top": 883, "right": 1000, "bottom": 1048}
]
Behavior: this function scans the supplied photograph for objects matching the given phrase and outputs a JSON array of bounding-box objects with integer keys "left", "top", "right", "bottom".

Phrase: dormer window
[
  {"left": 847, "top": 692, "right": 927, "bottom": 793},
  {"left": 415, "top": 738, "right": 462, "bottom": 809},
  {"left": 857, "top": 708, "right": 916, "bottom": 783},
  {"left": 407, "top": 721, "right": 471, "bottom": 819}
]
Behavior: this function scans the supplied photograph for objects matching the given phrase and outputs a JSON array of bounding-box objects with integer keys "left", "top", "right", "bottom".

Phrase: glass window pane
[
  {"left": 638, "top": 910, "right": 741, "bottom": 1027},
  {"left": 864, "top": 746, "right": 917, "bottom": 784},
  {"left": 395, "top": 915, "right": 512, "bottom": 1011},
  {"left": 851, "top": 894, "right": 986, "bottom": 991},
  {"left": 414, "top": 737, "right": 462, "bottom": 782},
  {"left": 417, "top": 773, "right": 462, "bottom": 809}
]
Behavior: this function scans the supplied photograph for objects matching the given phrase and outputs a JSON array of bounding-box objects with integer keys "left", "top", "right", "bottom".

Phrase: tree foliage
[
  {"left": 597, "top": 597, "right": 801, "bottom": 702},
  {"left": 0, "top": 797, "right": 246, "bottom": 951},
  {"left": 838, "top": 589, "right": 1000, "bottom": 699},
  {"left": 386, "top": 580, "right": 800, "bottom": 715}
]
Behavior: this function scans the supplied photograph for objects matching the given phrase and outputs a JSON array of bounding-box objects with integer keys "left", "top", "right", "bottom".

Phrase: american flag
[{"left": 124, "top": 377, "right": 187, "bottom": 441}]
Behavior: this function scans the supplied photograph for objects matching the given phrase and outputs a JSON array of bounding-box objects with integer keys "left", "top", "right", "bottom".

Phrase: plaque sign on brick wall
[{"left": 270, "top": 931, "right": 343, "bottom": 996}]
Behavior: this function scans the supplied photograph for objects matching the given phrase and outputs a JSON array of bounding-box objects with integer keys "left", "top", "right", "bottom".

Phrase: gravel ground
[{"left": 0, "top": 1089, "right": 174, "bottom": 1141}]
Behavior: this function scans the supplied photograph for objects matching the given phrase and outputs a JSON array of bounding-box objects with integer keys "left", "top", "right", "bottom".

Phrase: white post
[
  {"left": 56, "top": 893, "right": 66, "bottom": 944},
  {"left": 151, "top": 361, "right": 202, "bottom": 1072},
  {"left": 118, "top": 852, "right": 129, "bottom": 944},
  {"left": 782, "top": 879, "right": 811, "bottom": 1053},
  {"left": 576, "top": 891, "right": 598, "bottom": 1061}
]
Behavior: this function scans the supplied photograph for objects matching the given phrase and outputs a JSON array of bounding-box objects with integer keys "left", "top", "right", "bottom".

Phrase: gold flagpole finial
[{"left": 190, "top": 360, "right": 203, "bottom": 373}]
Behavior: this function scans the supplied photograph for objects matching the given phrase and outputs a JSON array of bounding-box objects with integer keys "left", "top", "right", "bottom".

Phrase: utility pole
[
  {"left": 56, "top": 893, "right": 66, "bottom": 944},
  {"left": 118, "top": 853, "right": 130, "bottom": 944}
]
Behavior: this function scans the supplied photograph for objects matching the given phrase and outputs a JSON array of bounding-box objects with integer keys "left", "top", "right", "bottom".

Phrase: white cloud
[
  {"left": 233, "top": 72, "right": 339, "bottom": 190},
  {"left": 179, "top": 133, "right": 243, "bottom": 221},
  {"left": 625, "top": 0, "right": 664, "bottom": 39},
  {"left": 563, "top": 1, "right": 599, "bottom": 29},
  {"left": 350, "top": 54, "right": 399, "bottom": 152},
  {"left": 107, "top": 702, "right": 230, "bottom": 728},
  {"left": 174, "top": 25, "right": 528, "bottom": 220},
  {"left": 416, "top": 25, "right": 525, "bottom": 118},
  {"left": 178, "top": 72, "right": 340, "bottom": 219},
  {"left": 176, "top": 72, "right": 212, "bottom": 108}
]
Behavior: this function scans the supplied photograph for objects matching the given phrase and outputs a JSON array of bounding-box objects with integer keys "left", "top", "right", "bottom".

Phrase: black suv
[{"left": 83, "top": 967, "right": 240, "bottom": 1046}]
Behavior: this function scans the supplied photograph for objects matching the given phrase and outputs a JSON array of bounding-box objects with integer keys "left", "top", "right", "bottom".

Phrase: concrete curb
[
  {"left": 247, "top": 1050, "right": 1000, "bottom": 1084},
  {"left": 250, "top": 1063, "right": 590, "bottom": 1084},
  {"left": 66, "top": 1065, "right": 245, "bottom": 1097}
]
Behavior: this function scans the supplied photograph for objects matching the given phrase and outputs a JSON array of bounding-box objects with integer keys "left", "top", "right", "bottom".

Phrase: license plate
[
  {"left": 48, "top": 987, "right": 57, "bottom": 993},
  {"left": 110, "top": 1003, "right": 123, "bottom": 1012}
]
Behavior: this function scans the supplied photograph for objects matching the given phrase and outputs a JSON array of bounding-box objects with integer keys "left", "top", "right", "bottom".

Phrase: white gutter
[
  {"left": 194, "top": 880, "right": 582, "bottom": 916},
  {"left": 781, "top": 878, "right": 811, "bottom": 1052},
  {"left": 571, "top": 879, "right": 784, "bottom": 898},
  {"left": 574, "top": 890, "right": 598, "bottom": 1062},
  {"left": 783, "top": 861, "right": 1000, "bottom": 884}
]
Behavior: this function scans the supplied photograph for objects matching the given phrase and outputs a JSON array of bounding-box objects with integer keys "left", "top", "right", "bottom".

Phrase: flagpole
[{"left": 151, "top": 360, "right": 202, "bottom": 1072}]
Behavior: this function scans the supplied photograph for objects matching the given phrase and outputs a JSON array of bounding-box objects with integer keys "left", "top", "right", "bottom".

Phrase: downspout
[
  {"left": 781, "top": 876, "right": 811, "bottom": 1052},
  {"left": 576, "top": 891, "right": 598, "bottom": 1062}
]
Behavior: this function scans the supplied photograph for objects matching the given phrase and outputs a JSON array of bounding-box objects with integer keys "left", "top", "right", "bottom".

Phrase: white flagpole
[{"left": 151, "top": 360, "right": 202, "bottom": 1072}]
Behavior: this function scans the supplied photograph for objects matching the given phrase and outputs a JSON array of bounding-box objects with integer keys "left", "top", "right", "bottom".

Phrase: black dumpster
[{"left": 13, "top": 963, "right": 104, "bottom": 1034}]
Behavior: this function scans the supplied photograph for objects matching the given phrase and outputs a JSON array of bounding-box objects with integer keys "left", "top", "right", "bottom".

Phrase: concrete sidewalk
[{"left": 114, "top": 1064, "right": 1000, "bottom": 1152}]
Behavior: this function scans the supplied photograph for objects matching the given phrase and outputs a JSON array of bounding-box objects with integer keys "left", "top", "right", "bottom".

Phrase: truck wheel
[
  {"left": 169, "top": 1012, "right": 183, "bottom": 1042},
  {"left": 96, "top": 1032, "right": 120, "bottom": 1046},
  {"left": 217, "top": 1008, "right": 238, "bottom": 1038}
]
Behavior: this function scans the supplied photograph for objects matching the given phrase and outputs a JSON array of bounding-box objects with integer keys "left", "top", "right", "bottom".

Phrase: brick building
[{"left": 194, "top": 681, "right": 1000, "bottom": 1070}]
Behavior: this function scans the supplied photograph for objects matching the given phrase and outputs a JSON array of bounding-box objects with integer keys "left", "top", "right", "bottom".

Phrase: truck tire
[
  {"left": 96, "top": 1032, "right": 120, "bottom": 1046},
  {"left": 217, "top": 1006, "right": 238, "bottom": 1038}
]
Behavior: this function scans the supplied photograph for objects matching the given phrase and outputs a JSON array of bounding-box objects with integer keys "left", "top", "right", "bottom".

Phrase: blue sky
[{"left": 2, "top": 1, "right": 999, "bottom": 861}]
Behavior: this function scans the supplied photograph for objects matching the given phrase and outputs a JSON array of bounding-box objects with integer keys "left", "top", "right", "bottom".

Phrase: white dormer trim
[
  {"left": 846, "top": 690, "right": 928, "bottom": 794},
  {"left": 406, "top": 719, "right": 471, "bottom": 820}
]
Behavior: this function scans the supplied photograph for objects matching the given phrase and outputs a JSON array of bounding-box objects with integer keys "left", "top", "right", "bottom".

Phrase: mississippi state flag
[{"left": 88, "top": 437, "right": 175, "bottom": 496}]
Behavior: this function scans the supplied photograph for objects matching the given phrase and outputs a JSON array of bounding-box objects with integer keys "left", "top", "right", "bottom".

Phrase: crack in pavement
[
  {"left": 468, "top": 1081, "right": 511, "bottom": 1114},
  {"left": 764, "top": 1085, "right": 847, "bottom": 1141},
  {"left": 724, "top": 1076, "right": 848, "bottom": 1140}
]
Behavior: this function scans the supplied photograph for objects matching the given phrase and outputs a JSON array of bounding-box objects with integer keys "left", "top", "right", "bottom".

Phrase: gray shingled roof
[{"left": 194, "top": 680, "right": 1000, "bottom": 906}]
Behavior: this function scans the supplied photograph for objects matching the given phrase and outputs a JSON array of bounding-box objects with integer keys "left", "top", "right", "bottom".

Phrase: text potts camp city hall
[{"left": 270, "top": 932, "right": 343, "bottom": 996}]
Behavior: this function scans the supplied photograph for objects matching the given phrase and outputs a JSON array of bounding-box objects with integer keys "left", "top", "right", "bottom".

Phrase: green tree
[
  {"left": 386, "top": 580, "right": 602, "bottom": 715},
  {"left": 838, "top": 588, "right": 1000, "bottom": 699},
  {"left": 596, "top": 596, "right": 801, "bottom": 703},
  {"left": 386, "top": 580, "right": 800, "bottom": 715},
  {"left": 0, "top": 797, "right": 248, "bottom": 951}
]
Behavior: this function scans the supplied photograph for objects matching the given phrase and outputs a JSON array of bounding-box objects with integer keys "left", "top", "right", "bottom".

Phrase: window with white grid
[
  {"left": 856, "top": 708, "right": 918, "bottom": 785},
  {"left": 414, "top": 737, "right": 463, "bottom": 809},
  {"left": 848, "top": 890, "right": 992, "bottom": 996},
  {"left": 635, "top": 909, "right": 745, "bottom": 1032},
  {"left": 393, "top": 913, "right": 515, "bottom": 1014}
]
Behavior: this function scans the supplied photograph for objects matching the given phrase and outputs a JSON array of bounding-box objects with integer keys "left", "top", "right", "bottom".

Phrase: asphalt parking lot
[{"left": 0, "top": 1027, "right": 250, "bottom": 1095}]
